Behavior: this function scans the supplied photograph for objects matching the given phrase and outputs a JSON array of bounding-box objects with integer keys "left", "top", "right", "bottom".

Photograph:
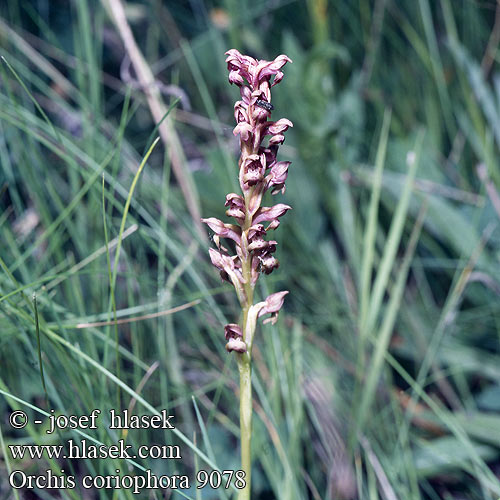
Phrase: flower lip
[
  {"left": 244, "top": 170, "right": 264, "bottom": 186},
  {"left": 260, "top": 255, "right": 279, "bottom": 275},
  {"left": 226, "top": 337, "right": 247, "bottom": 353},
  {"left": 248, "top": 239, "right": 277, "bottom": 253},
  {"left": 223, "top": 322, "right": 246, "bottom": 353}
]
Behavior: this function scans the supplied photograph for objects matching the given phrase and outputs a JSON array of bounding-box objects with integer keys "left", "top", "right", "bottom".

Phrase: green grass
[{"left": 1, "top": 1, "right": 500, "bottom": 499}]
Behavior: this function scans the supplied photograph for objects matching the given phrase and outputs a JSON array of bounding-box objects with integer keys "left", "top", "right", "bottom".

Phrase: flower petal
[
  {"left": 226, "top": 337, "right": 247, "bottom": 353},
  {"left": 208, "top": 249, "right": 246, "bottom": 303},
  {"left": 202, "top": 217, "right": 242, "bottom": 244},
  {"left": 259, "top": 145, "right": 279, "bottom": 169},
  {"left": 266, "top": 161, "right": 290, "bottom": 195},
  {"left": 242, "top": 154, "right": 266, "bottom": 186},
  {"left": 225, "top": 193, "right": 245, "bottom": 220},
  {"left": 260, "top": 255, "right": 279, "bottom": 275},
  {"left": 240, "top": 85, "right": 252, "bottom": 104},
  {"left": 268, "top": 118, "right": 293, "bottom": 135},
  {"left": 224, "top": 323, "right": 243, "bottom": 340},
  {"left": 248, "top": 223, "right": 265, "bottom": 240},
  {"left": 208, "top": 247, "right": 228, "bottom": 271},
  {"left": 257, "top": 55, "right": 292, "bottom": 82},
  {"left": 233, "top": 122, "right": 253, "bottom": 141},
  {"left": 269, "top": 161, "right": 290, "bottom": 182},
  {"left": 258, "top": 290, "right": 289, "bottom": 324},
  {"left": 228, "top": 70, "right": 244, "bottom": 86},
  {"left": 225, "top": 193, "right": 245, "bottom": 209},
  {"left": 249, "top": 239, "right": 277, "bottom": 253},
  {"left": 271, "top": 71, "right": 284, "bottom": 87},
  {"left": 268, "top": 134, "right": 286, "bottom": 146},
  {"left": 252, "top": 204, "right": 291, "bottom": 224},
  {"left": 234, "top": 101, "right": 248, "bottom": 123}
]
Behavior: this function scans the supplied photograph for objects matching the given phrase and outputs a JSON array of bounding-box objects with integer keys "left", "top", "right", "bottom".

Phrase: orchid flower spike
[{"left": 202, "top": 49, "right": 292, "bottom": 354}]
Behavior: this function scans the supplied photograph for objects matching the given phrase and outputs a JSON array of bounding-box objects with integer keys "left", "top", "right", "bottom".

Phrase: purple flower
[
  {"left": 203, "top": 49, "right": 292, "bottom": 353},
  {"left": 226, "top": 337, "right": 247, "bottom": 353},
  {"left": 259, "top": 254, "right": 280, "bottom": 275},
  {"left": 267, "top": 119, "right": 293, "bottom": 135},
  {"left": 248, "top": 238, "right": 277, "bottom": 253},
  {"left": 201, "top": 217, "right": 242, "bottom": 245},
  {"left": 266, "top": 161, "right": 290, "bottom": 195},
  {"left": 268, "top": 134, "right": 286, "bottom": 146},
  {"left": 225, "top": 50, "right": 292, "bottom": 89},
  {"left": 253, "top": 204, "right": 292, "bottom": 224},
  {"left": 224, "top": 323, "right": 247, "bottom": 353},
  {"left": 233, "top": 122, "right": 253, "bottom": 141},
  {"left": 266, "top": 220, "right": 280, "bottom": 231},
  {"left": 258, "top": 291, "right": 289, "bottom": 325},
  {"left": 225, "top": 193, "right": 245, "bottom": 221}
]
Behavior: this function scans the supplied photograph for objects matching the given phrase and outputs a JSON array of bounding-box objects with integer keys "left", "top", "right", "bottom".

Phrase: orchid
[
  {"left": 202, "top": 49, "right": 293, "bottom": 499},
  {"left": 202, "top": 50, "right": 292, "bottom": 353}
]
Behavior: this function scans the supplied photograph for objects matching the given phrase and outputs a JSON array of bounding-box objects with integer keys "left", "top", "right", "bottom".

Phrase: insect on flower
[{"left": 255, "top": 99, "right": 274, "bottom": 111}]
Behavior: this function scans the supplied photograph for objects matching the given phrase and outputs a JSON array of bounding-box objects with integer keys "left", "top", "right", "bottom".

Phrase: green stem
[
  {"left": 238, "top": 353, "right": 252, "bottom": 500},
  {"left": 236, "top": 146, "right": 259, "bottom": 498},
  {"left": 238, "top": 220, "right": 254, "bottom": 498}
]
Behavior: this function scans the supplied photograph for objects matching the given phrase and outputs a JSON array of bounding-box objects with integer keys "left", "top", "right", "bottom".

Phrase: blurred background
[{"left": 1, "top": 0, "right": 500, "bottom": 499}]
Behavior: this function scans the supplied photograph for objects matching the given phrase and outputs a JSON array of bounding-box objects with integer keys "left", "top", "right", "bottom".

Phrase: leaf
[{"left": 414, "top": 436, "right": 497, "bottom": 478}]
